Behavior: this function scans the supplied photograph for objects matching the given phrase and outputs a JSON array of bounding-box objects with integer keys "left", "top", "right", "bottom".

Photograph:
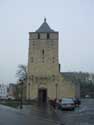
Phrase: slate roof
[{"left": 36, "top": 18, "right": 55, "bottom": 33}]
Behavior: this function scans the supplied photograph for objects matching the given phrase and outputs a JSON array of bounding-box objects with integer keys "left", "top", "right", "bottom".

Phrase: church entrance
[{"left": 38, "top": 88, "right": 47, "bottom": 104}]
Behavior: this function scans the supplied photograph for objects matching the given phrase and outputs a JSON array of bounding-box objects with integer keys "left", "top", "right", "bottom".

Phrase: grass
[
  {"left": 0, "top": 99, "right": 37, "bottom": 108},
  {"left": 0, "top": 100, "right": 19, "bottom": 108}
]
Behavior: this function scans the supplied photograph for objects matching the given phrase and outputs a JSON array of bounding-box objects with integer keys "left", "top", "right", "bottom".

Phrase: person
[{"left": 53, "top": 98, "right": 57, "bottom": 110}]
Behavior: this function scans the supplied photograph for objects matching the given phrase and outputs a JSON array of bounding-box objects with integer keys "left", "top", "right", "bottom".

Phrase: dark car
[{"left": 73, "top": 98, "right": 81, "bottom": 106}]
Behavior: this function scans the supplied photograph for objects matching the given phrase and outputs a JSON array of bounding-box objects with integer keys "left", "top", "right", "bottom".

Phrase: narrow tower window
[
  {"left": 47, "top": 33, "right": 50, "bottom": 39},
  {"left": 42, "top": 49, "right": 44, "bottom": 63},
  {"left": 42, "top": 49, "right": 44, "bottom": 55},
  {"left": 38, "top": 33, "right": 40, "bottom": 39},
  {"left": 52, "top": 57, "right": 55, "bottom": 63},
  {"left": 31, "top": 57, "right": 34, "bottom": 63}
]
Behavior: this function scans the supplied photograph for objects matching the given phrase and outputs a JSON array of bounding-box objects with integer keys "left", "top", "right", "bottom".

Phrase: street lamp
[{"left": 28, "top": 82, "right": 30, "bottom": 101}]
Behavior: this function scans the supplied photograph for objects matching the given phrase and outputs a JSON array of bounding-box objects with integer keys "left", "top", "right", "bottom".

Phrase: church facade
[{"left": 26, "top": 19, "right": 78, "bottom": 103}]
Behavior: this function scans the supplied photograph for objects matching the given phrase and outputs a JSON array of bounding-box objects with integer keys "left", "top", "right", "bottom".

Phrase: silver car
[{"left": 59, "top": 98, "right": 75, "bottom": 110}]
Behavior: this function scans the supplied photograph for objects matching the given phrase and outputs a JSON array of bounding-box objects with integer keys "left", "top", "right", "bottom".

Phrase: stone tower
[
  {"left": 26, "top": 19, "right": 76, "bottom": 102},
  {"left": 27, "top": 19, "right": 60, "bottom": 102}
]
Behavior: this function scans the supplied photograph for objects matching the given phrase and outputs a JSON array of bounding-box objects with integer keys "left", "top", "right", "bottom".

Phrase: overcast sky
[{"left": 0, "top": 0, "right": 94, "bottom": 84}]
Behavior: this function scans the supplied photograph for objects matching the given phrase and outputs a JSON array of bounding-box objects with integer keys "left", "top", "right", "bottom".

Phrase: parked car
[
  {"left": 7, "top": 96, "right": 15, "bottom": 100},
  {"left": 57, "top": 98, "right": 75, "bottom": 110},
  {"left": 73, "top": 98, "right": 81, "bottom": 106}
]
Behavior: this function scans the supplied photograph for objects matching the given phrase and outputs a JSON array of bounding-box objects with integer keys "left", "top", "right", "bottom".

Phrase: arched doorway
[{"left": 38, "top": 88, "right": 47, "bottom": 104}]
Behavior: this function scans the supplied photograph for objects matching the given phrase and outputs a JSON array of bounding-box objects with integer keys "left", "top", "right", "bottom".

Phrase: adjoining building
[
  {"left": 7, "top": 83, "right": 16, "bottom": 100},
  {"left": 26, "top": 19, "right": 80, "bottom": 103},
  {"left": 0, "top": 84, "right": 8, "bottom": 100}
]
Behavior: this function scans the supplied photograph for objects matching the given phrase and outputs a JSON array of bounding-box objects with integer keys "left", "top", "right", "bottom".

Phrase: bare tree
[{"left": 16, "top": 64, "right": 27, "bottom": 81}]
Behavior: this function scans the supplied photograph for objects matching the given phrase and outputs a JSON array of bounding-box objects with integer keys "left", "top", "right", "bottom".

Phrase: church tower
[
  {"left": 27, "top": 19, "right": 60, "bottom": 102},
  {"left": 26, "top": 19, "right": 77, "bottom": 102}
]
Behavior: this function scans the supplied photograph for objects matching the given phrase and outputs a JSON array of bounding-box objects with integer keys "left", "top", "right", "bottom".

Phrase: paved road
[
  {"left": 1, "top": 99, "right": 94, "bottom": 125},
  {"left": 0, "top": 104, "right": 59, "bottom": 125},
  {"left": 56, "top": 99, "right": 94, "bottom": 125}
]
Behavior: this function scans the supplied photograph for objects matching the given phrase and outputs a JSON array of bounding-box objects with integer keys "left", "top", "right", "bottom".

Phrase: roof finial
[{"left": 44, "top": 18, "right": 46, "bottom": 23}]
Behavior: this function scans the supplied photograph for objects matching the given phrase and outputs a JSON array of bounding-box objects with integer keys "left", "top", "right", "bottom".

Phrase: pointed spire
[{"left": 35, "top": 18, "right": 55, "bottom": 32}]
